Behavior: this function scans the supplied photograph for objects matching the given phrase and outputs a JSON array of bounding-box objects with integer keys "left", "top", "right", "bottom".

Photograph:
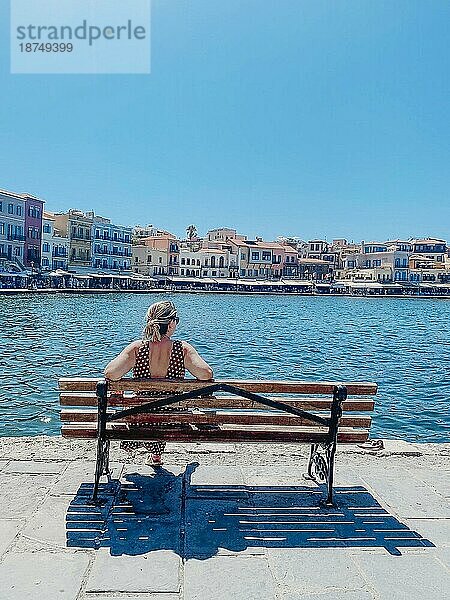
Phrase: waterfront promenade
[{"left": 0, "top": 437, "right": 448, "bottom": 599}]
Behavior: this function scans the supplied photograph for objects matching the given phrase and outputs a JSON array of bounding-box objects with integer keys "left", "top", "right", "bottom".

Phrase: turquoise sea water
[{"left": 0, "top": 293, "right": 449, "bottom": 441}]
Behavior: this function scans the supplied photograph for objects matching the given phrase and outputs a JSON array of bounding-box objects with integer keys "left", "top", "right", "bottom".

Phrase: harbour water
[{"left": 0, "top": 293, "right": 449, "bottom": 441}]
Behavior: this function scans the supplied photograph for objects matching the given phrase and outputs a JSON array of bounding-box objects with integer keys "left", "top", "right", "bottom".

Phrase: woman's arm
[
  {"left": 104, "top": 341, "right": 141, "bottom": 381},
  {"left": 183, "top": 342, "right": 214, "bottom": 380}
]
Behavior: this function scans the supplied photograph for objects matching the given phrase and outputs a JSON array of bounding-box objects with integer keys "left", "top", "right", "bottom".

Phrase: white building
[
  {"left": 343, "top": 241, "right": 412, "bottom": 282},
  {"left": 41, "top": 211, "right": 55, "bottom": 271},
  {"left": 132, "top": 246, "right": 167, "bottom": 277}
]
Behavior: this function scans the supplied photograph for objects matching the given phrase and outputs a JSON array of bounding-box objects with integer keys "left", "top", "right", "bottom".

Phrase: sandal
[
  {"left": 357, "top": 439, "right": 384, "bottom": 451},
  {"left": 146, "top": 454, "right": 164, "bottom": 467}
]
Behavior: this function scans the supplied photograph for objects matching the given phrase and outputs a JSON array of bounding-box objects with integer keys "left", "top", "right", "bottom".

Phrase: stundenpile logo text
[{"left": 16, "top": 20, "right": 147, "bottom": 46}]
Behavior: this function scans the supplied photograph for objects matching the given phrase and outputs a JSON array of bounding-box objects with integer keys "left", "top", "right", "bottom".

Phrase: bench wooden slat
[
  {"left": 60, "top": 410, "right": 372, "bottom": 428},
  {"left": 59, "top": 393, "right": 375, "bottom": 412},
  {"left": 58, "top": 378, "right": 377, "bottom": 395},
  {"left": 61, "top": 423, "right": 369, "bottom": 444}
]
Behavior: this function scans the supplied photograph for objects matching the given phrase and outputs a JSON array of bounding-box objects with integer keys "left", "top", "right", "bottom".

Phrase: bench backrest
[{"left": 58, "top": 378, "right": 377, "bottom": 444}]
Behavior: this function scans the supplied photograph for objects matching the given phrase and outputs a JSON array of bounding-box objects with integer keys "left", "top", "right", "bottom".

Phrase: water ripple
[{"left": 0, "top": 293, "right": 449, "bottom": 441}]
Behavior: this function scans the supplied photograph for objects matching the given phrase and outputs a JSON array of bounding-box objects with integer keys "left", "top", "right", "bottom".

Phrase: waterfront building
[
  {"left": 24, "top": 195, "right": 44, "bottom": 269},
  {"left": 298, "top": 257, "right": 333, "bottom": 281},
  {"left": 140, "top": 234, "right": 180, "bottom": 276},
  {"left": 342, "top": 241, "right": 411, "bottom": 283},
  {"left": 180, "top": 249, "right": 202, "bottom": 277},
  {"left": 53, "top": 210, "right": 93, "bottom": 273},
  {"left": 132, "top": 224, "right": 172, "bottom": 244},
  {"left": 51, "top": 233, "right": 69, "bottom": 271},
  {"left": 41, "top": 212, "right": 55, "bottom": 271},
  {"left": 204, "top": 227, "right": 247, "bottom": 246},
  {"left": 0, "top": 188, "right": 26, "bottom": 272},
  {"left": 281, "top": 244, "right": 299, "bottom": 278},
  {"left": 92, "top": 214, "right": 132, "bottom": 273},
  {"left": 132, "top": 246, "right": 167, "bottom": 277},
  {"left": 228, "top": 239, "right": 291, "bottom": 279}
]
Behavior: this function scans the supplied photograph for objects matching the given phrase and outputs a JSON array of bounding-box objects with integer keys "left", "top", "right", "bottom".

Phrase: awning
[
  {"left": 279, "top": 279, "right": 314, "bottom": 286},
  {"left": 349, "top": 281, "right": 383, "bottom": 288}
]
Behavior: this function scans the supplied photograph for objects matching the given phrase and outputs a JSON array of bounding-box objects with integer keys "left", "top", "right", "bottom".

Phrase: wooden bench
[{"left": 58, "top": 378, "right": 377, "bottom": 506}]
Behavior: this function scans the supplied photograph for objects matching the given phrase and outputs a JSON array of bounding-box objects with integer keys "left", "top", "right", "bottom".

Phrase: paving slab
[
  {"left": 0, "top": 551, "right": 90, "bottom": 600},
  {"left": 360, "top": 468, "right": 450, "bottom": 518},
  {"left": 184, "top": 555, "right": 276, "bottom": 600},
  {"left": 81, "top": 595, "right": 180, "bottom": 600},
  {"left": 268, "top": 548, "right": 367, "bottom": 594},
  {"left": 0, "top": 473, "right": 57, "bottom": 518},
  {"left": 188, "top": 465, "right": 245, "bottom": 488},
  {"left": 409, "top": 468, "right": 450, "bottom": 498},
  {"left": 281, "top": 591, "right": 375, "bottom": 600},
  {"left": 51, "top": 461, "right": 124, "bottom": 495},
  {"left": 404, "top": 518, "right": 450, "bottom": 547},
  {"left": 87, "top": 549, "right": 181, "bottom": 593},
  {"left": 22, "top": 493, "right": 82, "bottom": 547},
  {"left": 184, "top": 496, "right": 265, "bottom": 558},
  {"left": 2, "top": 460, "right": 68, "bottom": 475},
  {"left": 0, "top": 519, "right": 23, "bottom": 556},
  {"left": 354, "top": 552, "right": 450, "bottom": 600}
]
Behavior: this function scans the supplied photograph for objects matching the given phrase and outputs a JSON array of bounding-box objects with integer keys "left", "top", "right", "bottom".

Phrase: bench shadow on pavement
[{"left": 66, "top": 462, "right": 433, "bottom": 558}]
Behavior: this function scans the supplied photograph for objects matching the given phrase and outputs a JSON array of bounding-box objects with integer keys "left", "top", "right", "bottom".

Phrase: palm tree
[{"left": 186, "top": 224, "right": 197, "bottom": 240}]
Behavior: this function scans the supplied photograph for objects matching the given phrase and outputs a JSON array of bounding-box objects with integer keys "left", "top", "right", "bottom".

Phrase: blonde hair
[{"left": 143, "top": 300, "right": 178, "bottom": 342}]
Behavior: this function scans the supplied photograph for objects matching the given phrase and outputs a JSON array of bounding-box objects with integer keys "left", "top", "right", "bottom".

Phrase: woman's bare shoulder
[{"left": 126, "top": 340, "right": 145, "bottom": 354}]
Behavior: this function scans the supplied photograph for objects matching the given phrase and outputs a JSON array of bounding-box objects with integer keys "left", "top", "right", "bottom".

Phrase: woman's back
[{"left": 133, "top": 339, "right": 185, "bottom": 379}]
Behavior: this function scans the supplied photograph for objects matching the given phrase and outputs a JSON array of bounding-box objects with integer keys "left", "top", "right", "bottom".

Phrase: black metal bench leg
[
  {"left": 324, "top": 385, "right": 347, "bottom": 506},
  {"left": 325, "top": 442, "right": 337, "bottom": 506},
  {"left": 92, "top": 379, "right": 109, "bottom": 504}
]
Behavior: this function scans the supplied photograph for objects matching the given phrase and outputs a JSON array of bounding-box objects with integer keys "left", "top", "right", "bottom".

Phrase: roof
[
  {"left": 229, "top": 239, "right": 285, "bottom": 250},
  {"left": 297, "top": 258, "right": 331, "bottom": 265},
  {"left": 411, "top": 238, "right": 447, "bottom": 245}
]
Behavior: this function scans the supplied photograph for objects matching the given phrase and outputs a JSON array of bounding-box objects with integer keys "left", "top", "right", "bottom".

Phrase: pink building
[{"left": 24, "top": 195, "right": 44, "bottom": 269}]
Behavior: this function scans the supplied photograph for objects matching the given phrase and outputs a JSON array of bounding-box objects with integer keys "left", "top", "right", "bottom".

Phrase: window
[
  {"left": 43, "top": 242, "right": 50, "bottom": 252},
  {"left": 16, "top": 205, "right": 22, "bottom": 216},
  {"left": 158, "top": 257, "right": 162, "bottom": 263},
  {"left": 262, "top": 251, "right": 271, "bottom": 261},
  {"left": 212, "top": 270, "right": 217, "bottom": 276},
  {"left": 240, "top": 269, "right": 246, "bottom": 276},
  {"left": 0, "top": 223, "right": 4, "bottom": 235},
  {"left": 8, "top": 203, "right": 13, "bottom": 214},
  {"left": 14, "top": 247, "right": 21, "bottom": 256},
  {"left": 147, "top": 255, "right": 151, "bottom": 263},
  {"left": 251, "top": 251, "right": 260, "bottom": 261},
  {"left": 0, "top": 201, "right": 2, "bottom": 211},
  {"left": 181, "top": 269, "right": 185, "bottom": 275},
  {"left": 42, "top": 258, "right": 49, "bottom": 267},
  {"left": 43, "top": 223, "right": 51, "bottom": 234},
  {"left": 240, "top": 252, "right": 246, "bottom": 260},
  {"left": 211, "top": 256, "right": 216, "bottom": 268}
]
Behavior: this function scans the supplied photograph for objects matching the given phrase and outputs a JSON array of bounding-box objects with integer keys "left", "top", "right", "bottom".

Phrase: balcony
[
  {"left": 52, "top": 249, "right": 68, "bottom": 258},
  {"left": 72, "top": 233, "right": 91, "bottom": 241},
  {"left": 7, "top": 233, "right": 26, "bottom": 241},
  {"left": 71, "top": 255, "right": 90, "bottom": 263}
]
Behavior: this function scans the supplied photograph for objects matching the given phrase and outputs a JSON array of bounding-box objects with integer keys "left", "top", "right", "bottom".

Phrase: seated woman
[{"left": 104, "top": 300, "right": 213, "bottom": 466}]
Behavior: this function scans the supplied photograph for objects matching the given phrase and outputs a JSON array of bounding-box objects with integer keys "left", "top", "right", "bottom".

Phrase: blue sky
[{"left": 1, "top": 0, "right": 449, "bottom": 241}]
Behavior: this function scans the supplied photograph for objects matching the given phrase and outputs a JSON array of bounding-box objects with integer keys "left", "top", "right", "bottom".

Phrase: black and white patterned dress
[{"left": 122, "top": 339, "right": 185, "bottom": 455}]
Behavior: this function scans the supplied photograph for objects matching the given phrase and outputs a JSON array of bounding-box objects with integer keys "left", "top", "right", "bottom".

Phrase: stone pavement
[{"left": 0, "top": 441, "right": 448, "bottom": 600}]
